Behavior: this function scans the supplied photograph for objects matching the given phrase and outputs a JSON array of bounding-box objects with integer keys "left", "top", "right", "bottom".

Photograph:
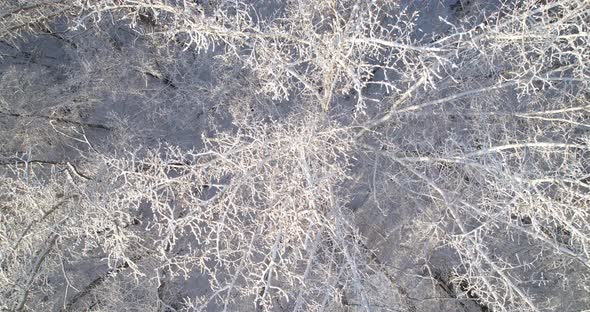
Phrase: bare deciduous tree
[{"left": 1, "top": 0, "right": 589, "bottom": 311}]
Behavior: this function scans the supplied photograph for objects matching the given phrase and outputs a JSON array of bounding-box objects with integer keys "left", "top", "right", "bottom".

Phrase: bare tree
[{"left": 0, "top": 0, "right": 589, "bottom": 311}]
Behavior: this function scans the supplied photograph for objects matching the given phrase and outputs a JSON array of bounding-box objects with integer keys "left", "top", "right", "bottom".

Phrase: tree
[{"left": 0, "top": 0, "right": 589, "bottom": 311}]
